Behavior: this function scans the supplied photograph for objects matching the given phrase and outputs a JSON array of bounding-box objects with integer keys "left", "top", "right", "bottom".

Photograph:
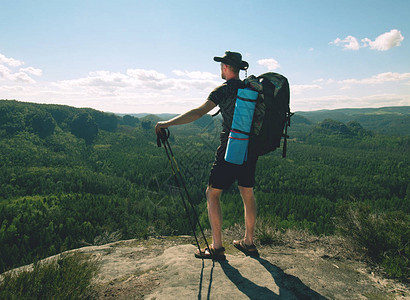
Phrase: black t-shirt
[{"left": 207, "top": 79, "right": 245, "bottom": 142}]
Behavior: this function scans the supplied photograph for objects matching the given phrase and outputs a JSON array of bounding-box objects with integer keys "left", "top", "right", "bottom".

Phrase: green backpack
[{"left": 245, "top": 72, "right": 293, "bottom": 158}]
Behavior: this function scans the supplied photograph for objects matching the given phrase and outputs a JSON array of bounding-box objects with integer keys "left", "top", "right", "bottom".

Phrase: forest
[{"left": 0, "top": 99, "right": 408, "bottom": 279}]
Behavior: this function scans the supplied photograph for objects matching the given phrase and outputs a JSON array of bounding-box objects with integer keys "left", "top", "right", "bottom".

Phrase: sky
[{"left": 0, "top": 0, "right": 409, "bottom": 114}]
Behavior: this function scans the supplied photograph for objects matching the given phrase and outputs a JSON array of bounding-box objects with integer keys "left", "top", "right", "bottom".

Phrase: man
[{"left": 155, "top": 51, "right": 259, "bottom": 260}]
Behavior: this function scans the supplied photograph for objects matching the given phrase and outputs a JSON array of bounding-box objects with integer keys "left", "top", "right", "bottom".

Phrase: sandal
[
  {"left": 233, "top": 239, "right": 259, "bottom": 257},
  {"left": 194, "top": 246, "right": 226, "bottom": 261}
]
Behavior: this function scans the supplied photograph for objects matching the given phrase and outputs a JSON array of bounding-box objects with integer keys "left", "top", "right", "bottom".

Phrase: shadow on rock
[
  {"left": 198, "top": 260, "right": 215, "bottom": 300},
  {"left": 218, "top": 257, "right": 327, "bottom": 300}
]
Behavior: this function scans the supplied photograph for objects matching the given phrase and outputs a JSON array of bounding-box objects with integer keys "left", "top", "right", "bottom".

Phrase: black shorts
[{"left": 208, "top": 144, "right": 258, "bottom": 190}]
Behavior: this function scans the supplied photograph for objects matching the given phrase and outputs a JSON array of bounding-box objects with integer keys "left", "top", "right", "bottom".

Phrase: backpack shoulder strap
[{"left": 211, "top": 78, "right": 248, "bottom": 118}]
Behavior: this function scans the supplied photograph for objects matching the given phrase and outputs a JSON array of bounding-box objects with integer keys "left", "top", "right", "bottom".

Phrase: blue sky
[{"left": 0, "top": 0, "right": 409, "bottom": 114}]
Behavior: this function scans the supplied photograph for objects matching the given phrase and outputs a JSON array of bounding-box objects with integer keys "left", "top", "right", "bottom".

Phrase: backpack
[{"left": 244, "top": 72, "right": 293, "bottom": 158}]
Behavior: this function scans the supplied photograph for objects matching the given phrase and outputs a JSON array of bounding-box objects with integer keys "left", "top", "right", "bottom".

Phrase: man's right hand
[{"left": 155, "top": 121, "right": 170, "bottom": 135}]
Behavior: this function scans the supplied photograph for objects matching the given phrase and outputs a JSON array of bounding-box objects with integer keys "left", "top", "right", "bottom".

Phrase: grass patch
[
  {"left": 336, "top": 203, "right": 409, "bottom": 281},
  {"left": 255, "top": 218, "right": 288, "bottom": 246},
  {"left": 0, "top": 252, "right": 100, "bottom": 300}
]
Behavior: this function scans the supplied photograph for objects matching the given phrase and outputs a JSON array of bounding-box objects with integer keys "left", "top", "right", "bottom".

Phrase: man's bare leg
[
  {"left": 206, "top": 185, "right": 224, "bottom": 249},
  {"left": 239, "top": 186, "right": 257, "bottom": 245}
]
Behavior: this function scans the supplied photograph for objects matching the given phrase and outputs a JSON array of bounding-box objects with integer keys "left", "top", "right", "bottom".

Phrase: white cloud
[
  {"left": 291, "top": 84, "right": 322, "bottom": 95},
  {"left": 291, "top": 71, "right": 410, "bottom": 111},
  {"left": 257, "top": 58, "right": 280, "bottom": 70},
  {"left": 9, "top": 72, "right": 36, "bottom": 83},
  {"left": 54, "top": 70, "right": 130, "bottom": 97},
  {"left": 331, "top": 29, "right": 404, "bottom": 51},
  {"left": 0, "top": 85, "right": 27, "bottom": 92},
  {"left": 0, "top": 53, "right": 24, "bottom": 67},
  {"left": 3, "top": 49, "right": 407, "bottom": 114},
  {"left": 126, "top": 69, "right": 167, "bottom": 81},
  {"left": 50, "top": 68, "right": 220, "bottom": 100},
  {"left": 339, "top": 72, "right": 410, "bottom": 85},
  {"left": 170, "top": 78, "right": 219, "bottom": 91},
  {"left": 0, "top": 63, "right": 37, "bottom": 83},
  {"left": 0, "top": 53, "right": 41, "bottom": 83},
  {"left": 0, "top": 64, "right": 11, "bottom": 78},
  {"left": 172, "top": 70, "right": 218, "bottom": 80},
  {"left": 330, "top": 35, "right": 361, "bottom": 50},
  {"left": 313, "top": 78, "right": 335, "bottom": 84},
  {"left": 362, "top": 29, "right": 404, "bottom": 51},
  {"left": 20, "top": 67, "right": 43, "bottom": 76},
  {"left": 292, "top": 93, "right": 410, "bottom": 111}
]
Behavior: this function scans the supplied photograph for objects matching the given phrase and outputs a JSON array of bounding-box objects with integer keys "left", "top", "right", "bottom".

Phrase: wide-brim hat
[{"left": 214, "top": 51, "right": 249, "bottom": 70}]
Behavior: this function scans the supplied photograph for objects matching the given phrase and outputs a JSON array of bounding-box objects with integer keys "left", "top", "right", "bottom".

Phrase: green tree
[
  {"left": 70, "top": 113, "right": 98, "bottom": 144},
  {"left": 27, "top": 111, "right": 56, "bottom": 138}
]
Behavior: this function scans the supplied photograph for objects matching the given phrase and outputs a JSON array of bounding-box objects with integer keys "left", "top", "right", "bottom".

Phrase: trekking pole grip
[{"left": 156, "top": 128, "right": 170, "bottom": 147}]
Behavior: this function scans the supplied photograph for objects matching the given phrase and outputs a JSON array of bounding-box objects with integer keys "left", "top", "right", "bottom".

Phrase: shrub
[
  {"left": 0, "top": 252, "right": 99, "bottom": 299},
  {"left": 256, "top": 218, "right": 285, "bottom": 246},
  {"left": 93, "top": 230, "right": 122, "bottom": 246},
  {"left": 336, "top": 203, "right": 409, "bottom": 280}
]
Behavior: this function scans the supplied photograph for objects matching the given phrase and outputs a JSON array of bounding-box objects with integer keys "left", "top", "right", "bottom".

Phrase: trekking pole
[
  {"left": 156, "top": 128, "right": 211, "bottom": 259},
  {"left": 282, "top": 112, "right": 294, "bottom": 158}
]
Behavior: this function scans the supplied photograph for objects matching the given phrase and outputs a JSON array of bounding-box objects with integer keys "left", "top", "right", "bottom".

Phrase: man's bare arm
[{"left": 155, "top": 100, "right": 216, "bottom": 134}]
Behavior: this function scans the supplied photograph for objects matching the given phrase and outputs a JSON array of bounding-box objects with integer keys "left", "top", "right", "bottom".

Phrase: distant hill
[
  {"left": 296, "top": 106, "right": 410, "bottom": 121},
  {"left": 2, "top": 100, "right": 408, "bottom": 136},
  {"left": 295, "top": 106, "right": 409, "bottom": 136},
  {"left": 125, "top": 106, "right": 409, "bottom": 136},
  {"left": 121, "top": 113, "right": 178, "bottom": 120}
]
